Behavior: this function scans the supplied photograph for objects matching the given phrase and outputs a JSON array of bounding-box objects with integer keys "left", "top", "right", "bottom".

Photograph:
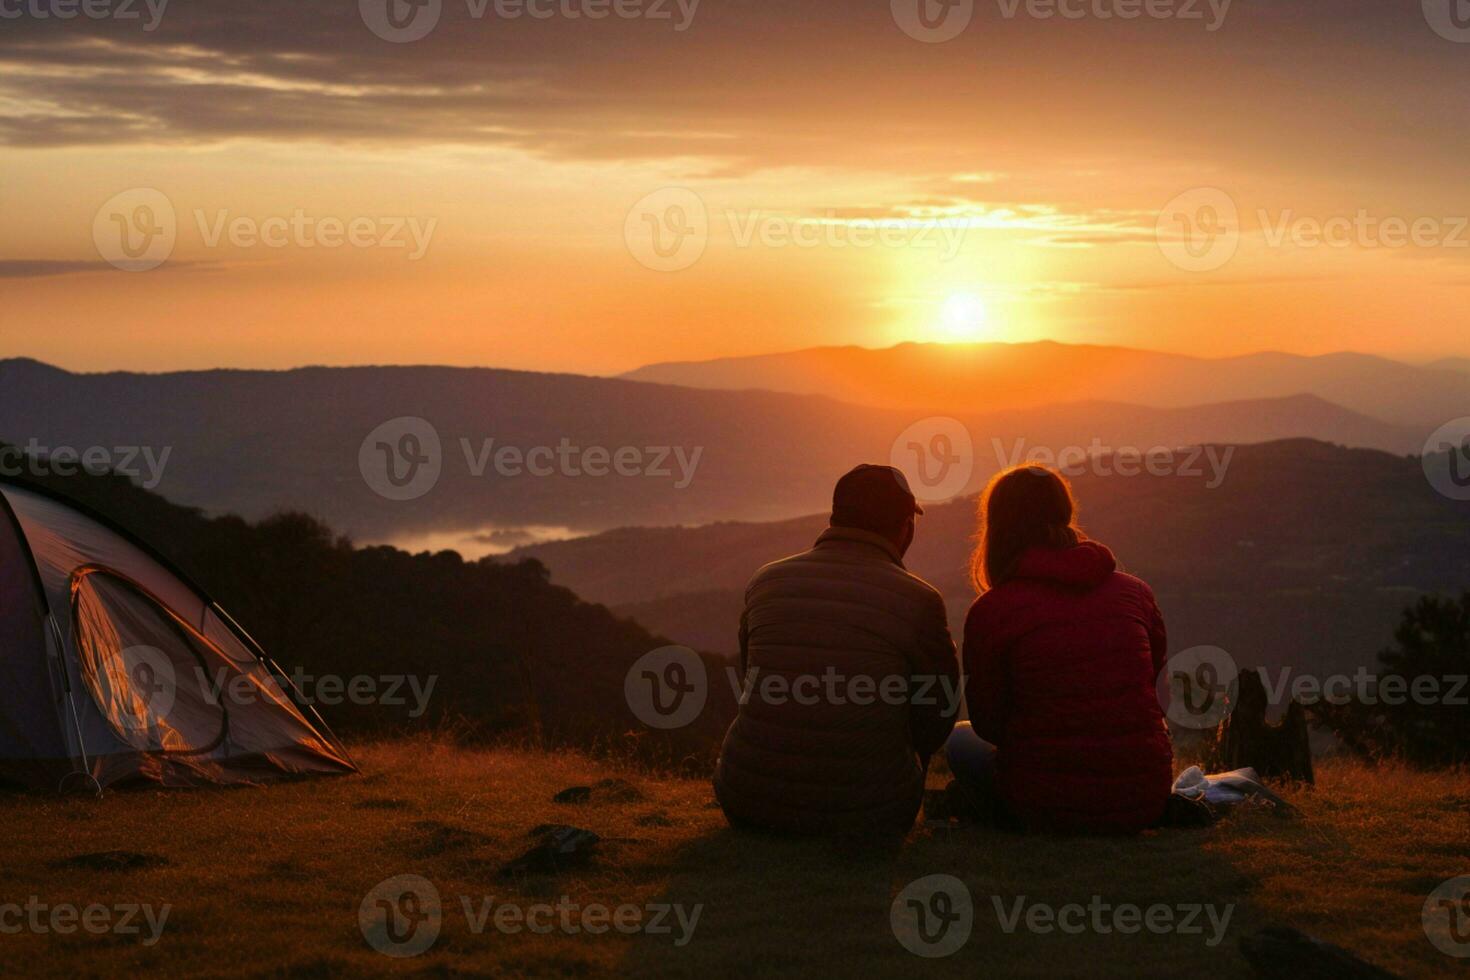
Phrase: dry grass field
[{"left": 0, "top": 740, "right": 1465, "bottom": 978}]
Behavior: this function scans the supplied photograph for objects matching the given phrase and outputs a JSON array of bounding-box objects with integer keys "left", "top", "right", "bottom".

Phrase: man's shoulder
[
  {"left": 745, "top": 546, "right": 819, "bottom": 594},
  {"left": 749, "top": 544, "right": 821, "bottom": 577},
  {"left": 747, "top": 546, "right": 943, "bottom": 604},
  {"left": 893, "top": 565, "right": 946, "bottom": 604}
]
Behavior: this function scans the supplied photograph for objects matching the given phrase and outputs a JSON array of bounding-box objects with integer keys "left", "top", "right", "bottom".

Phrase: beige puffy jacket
[{"left": 714, "top": 526, "right": 959, "bottom": 835}]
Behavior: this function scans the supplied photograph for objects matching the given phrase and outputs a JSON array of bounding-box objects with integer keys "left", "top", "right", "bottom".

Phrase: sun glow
[{"left": 937, "top": 292, "right": 991, "bottom": 342}]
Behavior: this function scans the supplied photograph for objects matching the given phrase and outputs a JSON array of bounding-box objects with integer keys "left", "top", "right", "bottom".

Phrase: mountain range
[
  {"left": 624, "top": 341, "right": 1470, "bottom": 425},
  {"left": 0, "top": 350, "right": 1440, "bottom": 546},
  {"left": 1428, "top": 357, "right": 1470, "bottom": 375}
]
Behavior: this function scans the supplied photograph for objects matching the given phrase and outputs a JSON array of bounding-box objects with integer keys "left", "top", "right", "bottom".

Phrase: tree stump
[{"left": 1213, "top": 669, "right": 1314, "bottom": 784}]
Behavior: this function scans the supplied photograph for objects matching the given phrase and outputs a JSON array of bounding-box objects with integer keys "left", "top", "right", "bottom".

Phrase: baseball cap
[{"left": 831, "top": 463, "right": 924, "bottom": 529}]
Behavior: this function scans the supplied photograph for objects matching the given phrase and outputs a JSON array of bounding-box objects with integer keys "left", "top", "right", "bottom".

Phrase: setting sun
[{"left": 939, "top": 292, "right": 991, "bottom": 342}]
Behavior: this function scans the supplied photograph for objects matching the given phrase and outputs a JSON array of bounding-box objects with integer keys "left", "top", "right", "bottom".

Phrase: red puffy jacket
[{"left": 963, "top": 541, "right": 1173, "bottom": 834}]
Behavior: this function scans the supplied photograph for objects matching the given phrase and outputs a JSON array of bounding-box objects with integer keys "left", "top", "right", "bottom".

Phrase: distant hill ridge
[
  {"left": 622, "top": 340, "right": 1470, "bottom": 424},
  {"left": 0, "top": 357, "right": 1428, "bottom": 542},
  {"left": 1427, "top": 356, "right": 1470, "bottom": 375}
]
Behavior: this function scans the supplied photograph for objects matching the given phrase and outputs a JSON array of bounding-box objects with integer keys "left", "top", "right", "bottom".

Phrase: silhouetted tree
[{"left": 1311, "top": 593, "right": 1470, "bottom": 767}]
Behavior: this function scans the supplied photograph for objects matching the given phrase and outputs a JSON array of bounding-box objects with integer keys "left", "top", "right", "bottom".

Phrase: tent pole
[
  {"left": 48, "top": 615, "right": 100, "bottom": 797},
  {"left": 210, "top": 601, "right": 356, "bottom": 766}
]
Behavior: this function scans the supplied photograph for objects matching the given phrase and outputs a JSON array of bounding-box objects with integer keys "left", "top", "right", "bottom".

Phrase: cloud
[
  {"left": 1101, "top": 274, "right": 1338, "bottom": 292},
  {"left": 0, "top": 258, "right": 202, "bottom": 278},
  {"left": 0, "top": 259, "right": 116, "bottom": 278},
  {"left": 1037, "top": 232, "right": 1159, "bottom": 247},
  {"left": 0, "top": 0, "right": 1464, "bottom": 194}
]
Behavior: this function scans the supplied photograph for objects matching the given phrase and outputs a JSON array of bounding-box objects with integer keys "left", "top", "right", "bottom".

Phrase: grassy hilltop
[{"left": 0, "top": 742, "right": 1465, "bottom": 978}]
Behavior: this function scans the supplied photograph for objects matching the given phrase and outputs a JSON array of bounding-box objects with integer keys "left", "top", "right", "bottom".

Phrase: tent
[{"left": 0, "top": 478, "right": 356, "bottom": 791}]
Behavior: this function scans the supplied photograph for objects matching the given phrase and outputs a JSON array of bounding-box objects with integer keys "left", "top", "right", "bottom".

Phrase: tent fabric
[
  {"left": 0, "top": 482, "right": 355, "bottom": 791},
  {"left": 74, "top": 569, "right": 230, "bottom": 755},
  {"left": 0, "top": 494, "right": 68, "bottom": 785}
]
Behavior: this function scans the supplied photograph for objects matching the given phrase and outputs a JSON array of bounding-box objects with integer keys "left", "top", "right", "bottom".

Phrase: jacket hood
[{"left": 1014, "top": 541, "right": 1117, "bottom": 588}]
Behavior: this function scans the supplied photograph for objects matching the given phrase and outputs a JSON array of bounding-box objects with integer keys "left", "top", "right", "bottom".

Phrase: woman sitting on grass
[{"left": 946, "top": 465, "right": 1173, "bottom": 833}]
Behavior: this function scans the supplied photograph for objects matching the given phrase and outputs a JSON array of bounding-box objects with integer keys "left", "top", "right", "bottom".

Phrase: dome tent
[{"left": 0, "top": 477, "right": 355, "bottom": 791}]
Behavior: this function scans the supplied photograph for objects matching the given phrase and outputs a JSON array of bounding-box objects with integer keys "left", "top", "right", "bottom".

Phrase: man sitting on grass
[{"left": 713, "top": 464, "right": 959, "bottom": 836}]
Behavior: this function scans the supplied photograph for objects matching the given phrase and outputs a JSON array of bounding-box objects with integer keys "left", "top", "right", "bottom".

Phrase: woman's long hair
[{"left": 970, "top": 465, "right": 1085, "bottom": 592}]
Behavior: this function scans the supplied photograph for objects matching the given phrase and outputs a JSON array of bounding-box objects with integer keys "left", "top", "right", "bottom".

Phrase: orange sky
[{"left": 3, "top": 0, "right": 1468, "bottom": 373}]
